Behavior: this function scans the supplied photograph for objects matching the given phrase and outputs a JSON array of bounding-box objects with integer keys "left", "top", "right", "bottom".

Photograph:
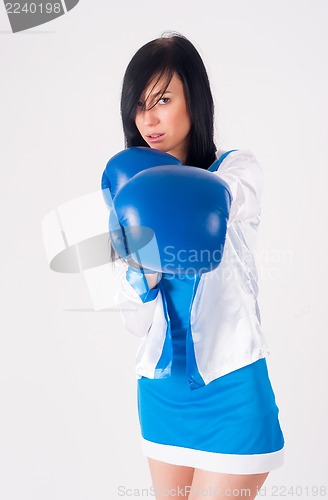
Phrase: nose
[{"left": 142, "top": 107, "right": 160, "bottom": 127}]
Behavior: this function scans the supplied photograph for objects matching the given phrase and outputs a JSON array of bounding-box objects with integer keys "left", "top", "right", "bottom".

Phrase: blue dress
[{"left": 137, "top": 273, "right": 285, "bottom": 474}]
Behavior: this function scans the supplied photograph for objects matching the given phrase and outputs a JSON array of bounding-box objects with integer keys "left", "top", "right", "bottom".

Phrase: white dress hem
[{"left": 140, "top": 436, "right": 285, "bottom": 475}]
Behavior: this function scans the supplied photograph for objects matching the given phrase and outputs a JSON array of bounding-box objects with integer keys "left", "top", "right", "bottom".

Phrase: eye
[
  {"left": 136, "top": 101, "right": 144, "bottom": 109},
  {"left": 158, "top": 97, "right": 170, "bottom": 105}
]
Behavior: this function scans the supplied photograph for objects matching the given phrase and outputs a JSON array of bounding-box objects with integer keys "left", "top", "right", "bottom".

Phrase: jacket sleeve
[
  {"left": 214, "top": 150, "right": 264, "bottom": 226},
  {"left": 112, "top": 258, "right": 162, "bottom": 338}
]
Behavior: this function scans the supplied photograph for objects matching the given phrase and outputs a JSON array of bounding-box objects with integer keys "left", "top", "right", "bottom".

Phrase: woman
[{"left": 110, "top": 32, "right": 285, "bottom": 499}]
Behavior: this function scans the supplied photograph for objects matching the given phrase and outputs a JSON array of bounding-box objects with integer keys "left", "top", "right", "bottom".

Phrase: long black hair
[{"left": 121, "top": 31, "right": 217, "bottom": 169}]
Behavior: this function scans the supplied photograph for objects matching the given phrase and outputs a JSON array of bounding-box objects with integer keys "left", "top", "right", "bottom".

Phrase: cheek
[
  {"left": 179, "top": 113, "right": 191, "bottom": 137},
  {"left": 177, "top": 103, "right": 191, "bottom": 129},
  {"left": 164, "top": 107, "right": 185, "bottom": 130}
]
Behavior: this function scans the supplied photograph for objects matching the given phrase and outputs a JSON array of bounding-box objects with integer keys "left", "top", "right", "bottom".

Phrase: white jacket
[{"left": 112, "top": 149, "right": 270, "bottom": 390}]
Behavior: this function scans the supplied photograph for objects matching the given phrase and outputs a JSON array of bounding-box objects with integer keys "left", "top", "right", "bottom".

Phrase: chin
[{"left": 148, "top": 144, "right": 165, "bottom": 152}]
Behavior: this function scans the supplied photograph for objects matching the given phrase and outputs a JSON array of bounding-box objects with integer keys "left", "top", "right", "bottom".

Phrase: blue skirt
[{"left": 137, "top": 274, "right": 285, "bottom": 474}]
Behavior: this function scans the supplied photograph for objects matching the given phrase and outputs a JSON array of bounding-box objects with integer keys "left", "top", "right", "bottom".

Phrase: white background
[{"left": 0, "top": 0, "right": 327, "bottom": 498}]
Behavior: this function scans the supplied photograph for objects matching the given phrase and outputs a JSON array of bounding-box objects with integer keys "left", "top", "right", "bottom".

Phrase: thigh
[
  {"left": 147, "top": 457, "right": 195, "bottom": 499},
  {"left": 189, "top": 469, "right": 269, "bottom": 499}
]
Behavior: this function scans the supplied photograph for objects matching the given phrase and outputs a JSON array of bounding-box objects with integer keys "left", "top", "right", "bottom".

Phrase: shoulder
[
  {"left": 215, "top": 148, "right": 264, "bottom": 192},
  {"left": 216, "top": 148, "right": 261, "bottom": 167}
]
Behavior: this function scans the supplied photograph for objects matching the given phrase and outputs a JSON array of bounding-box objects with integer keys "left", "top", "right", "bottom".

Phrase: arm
[{"left": 213, "top": 150, "right": 264, "bottom": 226}]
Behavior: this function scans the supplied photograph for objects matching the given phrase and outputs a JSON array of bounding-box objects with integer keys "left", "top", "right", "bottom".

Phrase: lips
[{"left": 146, "top": 133, "right": 165, "bottom": 144}]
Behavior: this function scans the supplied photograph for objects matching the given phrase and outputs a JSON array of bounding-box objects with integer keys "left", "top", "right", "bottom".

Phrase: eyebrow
[{"left": 146, "top": 90, "right": 173, "bottom": 98}]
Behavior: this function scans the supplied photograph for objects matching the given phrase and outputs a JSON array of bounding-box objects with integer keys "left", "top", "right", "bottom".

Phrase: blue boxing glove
[
  {"left": 101, "top": 146, "right": 181, "bottom": 208},
  {"left": 111, "top": 164, "right": 232, "bottom": 275},
  {"left": 102, "top": 147, "right": 182, "bottom": 298}
]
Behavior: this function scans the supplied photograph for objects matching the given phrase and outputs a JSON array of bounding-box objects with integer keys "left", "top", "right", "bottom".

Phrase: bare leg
[
  {"left": 188, "top": 469, "right": 269, "bottom": 499},
  {"left": 147, "top": 457, "right": 195, "bottom": 499}
]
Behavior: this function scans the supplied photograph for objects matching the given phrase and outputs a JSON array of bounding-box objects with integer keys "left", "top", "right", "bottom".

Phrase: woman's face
[{"left": 135, "top": 72, "right": 192, "bottom": 164}]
